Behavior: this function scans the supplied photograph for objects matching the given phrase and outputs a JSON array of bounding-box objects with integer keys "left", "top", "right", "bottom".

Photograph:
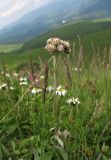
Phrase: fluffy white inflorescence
[
  {"left": 31, "top": 88, "right": 42, "bottom": 94},
  {"left": 45, "top": 37, "right": 71, "bottom": 54},
  {"left": 56, "top": 85, "right": 67, "bottom": 96},
  {"left": 67, "top": 98, "right": 80, "bottom": 105}
]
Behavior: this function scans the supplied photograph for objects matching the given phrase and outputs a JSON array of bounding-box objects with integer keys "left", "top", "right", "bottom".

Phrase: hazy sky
[{"left": 0, "top": 0, "right": 54, "bottom": 29}]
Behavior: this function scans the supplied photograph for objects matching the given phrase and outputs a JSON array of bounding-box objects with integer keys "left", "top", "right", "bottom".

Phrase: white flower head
[
  {"left": 45, "top": 37, "right": 71, "bottom": 54},
  {"left": 45, "top": 44, "right": 56, "bottom": 52},
  {"left": 0, "top": 83, "right": 7, "bottom": 90},
  {"left": 56, "top": 85, "right": 67, "bottom": 96},
  {"left": 46, "top": 86, "right": 54, "bottom": 92},
  {"left": 5, "top": 73, "right": 10, "bottom": 77},
  {"left": 52, "top": 38, "right": 61, "bottom": 45},
  {"left": 13, "top": 72, "right": 19, "bottom": 77},
  {"left": 31, "top": 87, "right": 42, "bottom": 94},
  {"left": 20, "top": 81, "right": 28, "bottom": 86},
  {"left": 57, "top": 44, "right": 65, "bottom": 52},
  {"left": 31, "top": 88, "right": 37, "bottom": 94},
  {"left": 40, "top": 76, "right": 45, "bottom": 79},
  {"left": 47, "top": 38, "right": 53, "bottom": 44},
  {"left": 62, "top": 130, "right": 71, "bottom": 139},
  {"left": 19, "top": 77, "right": 27, "bottom": 82},
  {"left": 67, "top": 97, "right": 80, "bottom": 105}
]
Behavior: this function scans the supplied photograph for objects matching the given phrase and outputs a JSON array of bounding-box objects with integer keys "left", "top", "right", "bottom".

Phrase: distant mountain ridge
[{"left": 0, "top": 0, "right": 110, "bottom": 44}]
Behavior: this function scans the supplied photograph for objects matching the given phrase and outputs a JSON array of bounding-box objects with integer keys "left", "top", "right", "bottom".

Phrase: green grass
[
  {"left": 0, "top": 44, "right": 22, "bottom": 53},
  {"left": 1, "top": 19, "right": 111, "bottom": 160},
  {"left": 0, "top": 45, "right": 111, "bottom": 159},
  {"left": 0, "top": 20, "right": 111, "bottom": 71},
  {"left": 0, "top": 48, "right": 49, "bottom": 71},
  {"left": 19, "top": 20, "right": 111, "bottom": 52}
]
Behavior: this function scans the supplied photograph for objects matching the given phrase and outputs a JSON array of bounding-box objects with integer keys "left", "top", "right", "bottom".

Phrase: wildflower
[
  {"left": 45, "top": 37, "right": 71, "bottom": 54},
  {"left": 0, "top": 83, "right": 7, "bottom": 90},
  {"left": 31, "top": 87, "right": 42, "bottom": 94},
  {"left": 19, "top": 77, "right": 27, "bottom": 82},
  {"left": 13, "top": 72, "right": 19, "bottom": 77},
  {"left": 73, "top": 67, "right": 82, "bottom": 72},
  {"left": 62, "top": 130, "right": 71, "bottom": 139},
  {"left": 45, "top": 44, "right": 56, "bottom": 52},
  {"left": 57, "top": 44, "right": 65, "bottom": 52},
  {"left": 47, "top": 38, "right": 53, "bottom": 44},
  {"left": 67, "top": 97, "right": 80, "bottom": 105},
  {"left": 10, "top": 86, "right": 15, "bottom": 90},
  {"left": 5, "top": 73, "right": 10, "bottom": 77},
  {"left": 46, "top": 86, "right": 54, "bottom": 92},
  {"left": 52, "top": 38, "right": 61, "bottom": 45},
  {"left": 1, "top": 72, "right": 10, "bottom": 77},
  {"left": 31, "top": 88, "right": 37, "bottom": 94},
  {"left": 56, "top": 85, "right": 67, "bottom": 96},
  {"left": 40, "top": 76, "right": 45, "bottom": 79},
  {"left": 20, "top": 82, "right": 28, "bottom": 86},
  {"left": 19, "top": 77, "right": 28, "bottom": 85}
]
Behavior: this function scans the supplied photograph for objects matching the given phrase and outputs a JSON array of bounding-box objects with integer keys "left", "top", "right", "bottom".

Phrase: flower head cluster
[
  {"left": 31, "top": 87, "right": 42, "bottom": 94},
  {"left": 0, "top": 83, "right": 15, "bottom": 90},
  {"left": 19, "top": 77, "right": 28, "bottom": 85},
  {"left": 46, "top": 86, "right": 54, "bottom": 92},
  {"left": 56, "top": 85, "right": 67, "bottom": 96},
  {"left": 45, "top": 37, "right": 71, "bottom": 54},
  {"left": 0, "top": 83, "right": 7, "bottom": 90},
  {"left": 67, "top": 98, "right": 80, "bottom": 105}
]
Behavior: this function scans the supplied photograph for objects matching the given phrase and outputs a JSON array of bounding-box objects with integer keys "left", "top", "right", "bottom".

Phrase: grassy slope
[
  {"left": 19, "top": 21, "right": 111, "bottom": 51},
  {"left": 1, "top": 20, "right": 111, "bottom": 70},
  {"left": 0, "top": 44, "right": 22, "bottom": 53}
]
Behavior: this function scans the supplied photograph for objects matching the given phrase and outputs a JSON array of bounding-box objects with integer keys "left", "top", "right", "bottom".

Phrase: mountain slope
[
  {"left": 1, "top": 20, "right": 111, "bottom": 70},
  {"left": 0, "top": 0, "right": 82, "bottom": 44},
  {"left": 81, "top": 0, "right": 111, "bottom": 19},
  {"left": 0, "top": 0, "right": 111, "bottom": 44},
  {"left": 18, "top": 21, "right": 111, "bottom": 52}
]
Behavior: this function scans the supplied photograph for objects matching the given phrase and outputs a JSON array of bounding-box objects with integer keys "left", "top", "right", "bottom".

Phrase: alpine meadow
[{"left": 0, "top": 0, "right": 111, "bottom": 160}]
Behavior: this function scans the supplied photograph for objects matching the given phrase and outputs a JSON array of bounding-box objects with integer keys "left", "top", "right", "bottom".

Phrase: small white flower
[
  {"left": 56, "top": 85, "right": 62, "bottom": 90},
  {"left": 73, "top": 67, "right": 82, "bottom": 72},
  {"left": 57, "top": 44, "right": 64, "bottom": 52},
  {"left": 74, "top": 68, "right": 78, "bottom": 71},
  {"left": 36, "top": 88, "right": 42, "bottom": 93},
  {"left": 13, "top": 72, "right": 19, "bottom": 77},
  {"left": 5, "top": 73, "right": 10, "bottom": 77},
  {"left": 10, "top": 86, "right": 15, "bottom": 90},
  {"left": 56, "top": 90, "right": 67, "bottom": 96},
  {"left": 31, "top": 88, "right": 37, "bottom": 94},
  {"left": 31, "top": 88, "right": 42, "bottom": 94},
  {"left": 67, "top": 97, "right": 80, "bottom": 105},
  {"left": 46, "top": 86, "right": 54, "bottom": 92},
  {"left": 40, "top": 76, "right": 45, "bottom": 79},
  {"left": 62, "top": 130, "right": 71, "bottom": 139},
  {"left": 47, "top": 38, "right": 53, "bottom": 44},
  {"left": 45, "top": 44, "right": 56, "bottom": 52},
  {"left": 20, "top": 82, "right": 28, "bottom": 85},
  {"left": 52, "top": 38, "right": 61, "bottom": 45},
  {"left": 0, "top": 83, "right": 7, "bottom": 90},
  {"left": 56, "top": 85, "right": 67, "bottom": 96},
  {"left": 19, "top": 77, "right": 27, "bottom": 82},
  {"left": 75, "top": 98, "right": 80, "bottom": 104}
]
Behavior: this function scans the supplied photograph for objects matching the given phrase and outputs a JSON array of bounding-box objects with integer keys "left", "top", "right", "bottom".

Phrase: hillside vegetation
[
  {"left": 1, "top": 20, "right": 111, "bottom": 71},
  {"left": 19, "top": 21, "right": 111, "bottom": 52}
]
